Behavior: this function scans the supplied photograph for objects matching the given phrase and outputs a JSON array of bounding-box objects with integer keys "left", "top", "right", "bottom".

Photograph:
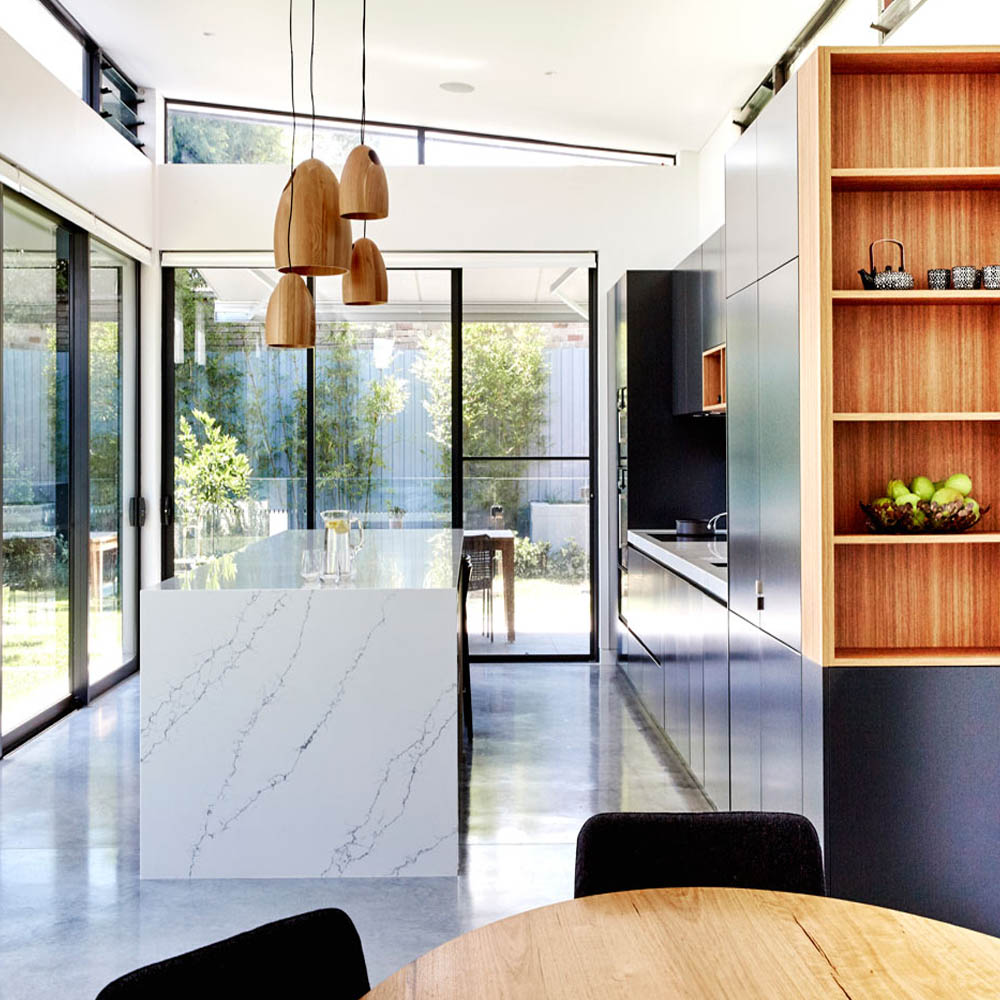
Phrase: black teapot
[{"left": 858, "top": 239, "right": 914, "bottom": 290}]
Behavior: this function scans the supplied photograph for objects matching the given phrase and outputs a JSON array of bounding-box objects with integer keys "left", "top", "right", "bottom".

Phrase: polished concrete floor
[{"left": 0, "top": 662, "right": 709, "bottom": 998}]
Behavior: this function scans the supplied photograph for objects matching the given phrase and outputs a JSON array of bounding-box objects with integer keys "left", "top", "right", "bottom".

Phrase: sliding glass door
[
  {"left": 1, "top": 195, "right": 71, "bottom": 733},
  {"left": 88, "top": 241, "right": 138, "bottom": 685},
  {"left": 0, "top": 192, "right": 139, "bottom": 747}
]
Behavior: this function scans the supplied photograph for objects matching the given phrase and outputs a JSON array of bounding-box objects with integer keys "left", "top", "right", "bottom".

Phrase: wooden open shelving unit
[
  {"left": 800, "top": 47, "right": 1000, "bottom": 668},
  {"left": 701, "top": 344, "right": 726, "bottom": 412}
]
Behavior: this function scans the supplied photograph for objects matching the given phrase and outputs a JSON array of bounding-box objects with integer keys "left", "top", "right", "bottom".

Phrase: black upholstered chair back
[
  {"left": 95, "top": 908, "right": 370, "bottom": 999},
  {"left": 457, "top": 554, "right": 473, "bottom": 740},
  {"left": 574, "top": 812, "right": 826, "bottom": 899}
]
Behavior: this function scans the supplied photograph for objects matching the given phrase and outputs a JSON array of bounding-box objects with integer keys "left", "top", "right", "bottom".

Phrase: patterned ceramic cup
[
  {"left": 952, "top": 266, "right": 979, "bottom": 290},
  {"left": 982, "top": 265, "right": 1000, "bottom": 289},
  {"left": 927, "top": 268, "right": 950, "bottom": 290}
]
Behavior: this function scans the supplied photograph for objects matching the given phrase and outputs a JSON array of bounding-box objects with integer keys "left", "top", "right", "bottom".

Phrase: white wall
[
  {"left": 157, "top": 157, "right": 701, "bottom": 652},
  {"left": 0, "top": 27, "right": 153, "bottom": 245}
]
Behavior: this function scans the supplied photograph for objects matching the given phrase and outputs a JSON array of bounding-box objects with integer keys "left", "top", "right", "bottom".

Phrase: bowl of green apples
[{"left": 860, "top": 473, "right": 988, "bottom": 533}]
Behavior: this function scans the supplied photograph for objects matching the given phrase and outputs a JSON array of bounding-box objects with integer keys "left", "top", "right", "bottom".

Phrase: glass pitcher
[{"left": 320, "top": 510, "right": 365, "bottom": 579}]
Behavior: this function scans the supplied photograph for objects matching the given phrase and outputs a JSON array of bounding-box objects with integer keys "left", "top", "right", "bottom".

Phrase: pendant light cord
[
  {"left": 360, "top": 0, "right": 367, "bottom": 146},
  {"left": 309, "top": 0, "right": 316, "bottom": 158},
  {"left": 287, "top": 0, "right": 296, "bottom": 269}
]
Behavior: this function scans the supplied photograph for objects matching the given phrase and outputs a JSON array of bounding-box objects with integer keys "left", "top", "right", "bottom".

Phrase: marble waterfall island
[{"left": 140, "top": 529, "right": 462, "bottom": 879}]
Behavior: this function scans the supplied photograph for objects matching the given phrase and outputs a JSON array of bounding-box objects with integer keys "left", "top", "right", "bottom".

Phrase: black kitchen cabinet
[
  {"left": 725, "top": 282, "right": 760, "bottom": 625},
  {"left": 728, "top": 612, "right": 762, "bottom": 811},
  {"left": 725, "top": 123, "right": 758, "bottom": 297},
  {"left": 756, "top": 76, "right": 799, "bottom": 280},
  {"left": 729, "top": 611, "right": 802, "bottom": 813},
  {"left": 702, "top": 226, "right": 726, "bottom": 351},
  {"left": 726, "top": 261, "right": 801, "bottom": 652},
  {"left": 672, "top": 247, "right": 704, "bottom": 416},
  {"left": 611, "top": 271, "right": 726, "bottom": 534},
  {"left": 757, "top": 260, "right": 801, "bottom": 650},
  {"left": 662, "top": 566, "right": 691, "bottom": 761},
  {"left": 701, "top": 593, "right": 729, "bottom": 809}
]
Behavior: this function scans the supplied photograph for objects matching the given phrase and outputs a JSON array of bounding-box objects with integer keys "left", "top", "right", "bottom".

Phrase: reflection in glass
[
  {"left": 89, "top": 241, "right": 137, "bottom": 684},
  {"left": 313, "top": 271, "right": 452, "bottom": 528},
  {"left": 1, "top": 195, "right": 71, "bottom": 732},
  {"left": 173, "top": 268, "right": 307, "bottom": 570}
]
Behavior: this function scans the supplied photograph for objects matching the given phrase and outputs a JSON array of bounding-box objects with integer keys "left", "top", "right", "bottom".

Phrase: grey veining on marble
[
  {"left": 0, "top": 663, "right": 709, "bottom": 1000},
  {"left": 152, "top": 528, "right": 464, "bottom": 592},
  {"left": 628, "top": 529, "right": 728, "bottom": 602},
  {"left": 140, "top": 579, "right": 458, "bottom": 879}
]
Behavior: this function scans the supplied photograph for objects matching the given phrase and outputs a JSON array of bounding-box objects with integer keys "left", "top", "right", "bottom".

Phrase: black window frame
[
  {"left": 160, "top": 261, "right": 599, "bottom": 663},
  {"left": 31, "top": 0, "right": 145, "bottom": 149}
]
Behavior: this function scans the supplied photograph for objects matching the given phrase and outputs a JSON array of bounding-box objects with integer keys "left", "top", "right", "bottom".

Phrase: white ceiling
[{"left": 65, "top": 0, "right": 823, "bottom": 152}]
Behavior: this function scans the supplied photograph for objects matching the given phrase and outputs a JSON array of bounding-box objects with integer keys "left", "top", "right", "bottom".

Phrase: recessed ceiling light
[
  {"left": 440, "top": 81, "right": 475, "bottom": 94},
  {"left": 203, "top": 31, "right": 214, "bottom": 37},
  {"left": 544, "top": 70, "right": 556, "bottom": 76}
]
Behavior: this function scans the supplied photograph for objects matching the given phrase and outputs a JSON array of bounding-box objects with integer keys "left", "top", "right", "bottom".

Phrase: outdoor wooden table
[
  {"left": 463, "top": 529, "right": 515, "bottom": 642},
  {"left": 363, "top": 886, "right": 1000, "bottom": 998},
  {"left": 89, "top": 531, "right": 118, "bottom": 607}
]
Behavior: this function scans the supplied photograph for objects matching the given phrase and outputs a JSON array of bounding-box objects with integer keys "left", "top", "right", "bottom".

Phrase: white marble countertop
[
  {"left": 153, "top": 528, "right": 464, "bottom": 592},
  {"left": 628, "top": 529, "right": 728, "bottom": 603}
]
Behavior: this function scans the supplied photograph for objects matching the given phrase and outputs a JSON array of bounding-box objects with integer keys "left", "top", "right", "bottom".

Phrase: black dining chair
[
  {"left": 462, "top": 534, "right": 494, "bottom": 641},
  {"left": 457, "top": 553, "right": 473, "bottom": 742},
  {"left": 574, "top": 812, "right": 826, "bottom": 899},
  {"left": 95, "top": 908, "right": 370, "bottom": 999}
]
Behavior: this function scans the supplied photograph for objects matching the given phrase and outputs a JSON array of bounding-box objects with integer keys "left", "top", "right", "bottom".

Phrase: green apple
[
  {"left": 887, "top": 479, "right": 909, "bottom": 499},
  {"left": 910, "top": 508, "right": 927, "bottom": 529},
  {"left": 945, "top": 473, "right": 972, "bottom": 496},
  {"left": 894, "top": 492, "right": 921, "bottom": 507},
  {"left": 873, "top": 496, "right": 893, "bottom": 508},
  {"left": 932, "top": 486, "right": 962, "bottom": 505},
  {"left": 964, "top": 497, "right": 981, "bottom": 519},
  {"left": 933, "top": 480, "right": 947, "bottom": 491},
  {"left": 910, "top": 475, "right": 935, "bottom": 501}
]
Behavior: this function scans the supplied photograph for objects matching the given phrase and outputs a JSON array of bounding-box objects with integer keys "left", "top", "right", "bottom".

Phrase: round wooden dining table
[{"left": 363, "top": 887, "right": 1000, "bottom": 998}]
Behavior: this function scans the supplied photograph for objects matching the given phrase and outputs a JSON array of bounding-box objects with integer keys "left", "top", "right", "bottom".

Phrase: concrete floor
[{"left": 0, "top": 662, "right": 709, "bottom": 999}]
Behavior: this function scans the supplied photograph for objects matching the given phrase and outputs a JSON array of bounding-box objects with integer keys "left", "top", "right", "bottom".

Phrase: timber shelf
[
  {"left": 833, "top": 413, "right": 1000, "bottom": 422},
  {"left": 833, "top": 290, "right": 1000, "bottom": 304},
  {"left": 832, "top": 167, "right": 1000, "bottom": 191},
  {"left": 834, "top": 533, "right": 1000, "bottom": 545},
  {"left": 833, "top": 648, "right": 1000, "bottom": 667}
]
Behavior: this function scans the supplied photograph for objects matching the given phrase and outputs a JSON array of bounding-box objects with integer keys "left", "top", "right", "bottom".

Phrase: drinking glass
[{"left": 300, "top": 547, "right": 323, "bottom": 583}]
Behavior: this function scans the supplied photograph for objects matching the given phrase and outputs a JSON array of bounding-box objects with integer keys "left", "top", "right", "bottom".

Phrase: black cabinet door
[
  {"left": 726, "top": 283, "right": 760, "bottom": 625},
  {"left": 661, "top": 567, "right": 690, "bottom": 760},
  {"left": 672, "top": 248, "right": 703, "bottom": 416},
  {"left": 729, "top": 612, "right": 762, "bottom": 811},
  {"left": 758, "top": 260, "right": 801, "bottom": 651},
  {"left": 725, "top": 124, "right": 758, "bottom": 297},
  {"left": 756, "top": 76, "right": 799, "bottom": 281},
  {"left": 702, "top": 227, "right": 726, "bottom": 350},
  {"left": 702, "top": 594, "right": 730, "bottom": 810},
  {"left": 688, "top": 584, "right": 706, "bottom": 786},
  {"left": 760, "top": 630, "right": 802, "bottom": 813}
]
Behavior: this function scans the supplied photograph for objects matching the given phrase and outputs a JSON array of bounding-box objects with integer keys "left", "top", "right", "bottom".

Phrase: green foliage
[
  {"left": 357, "top": 374, "right": 408, "bottom": 513},
  {"left": 175, "top": 409, "right": 252, "bottom": 531},
  {"left": 168, "top": 111, "right": 286, "bottom": 164},
  {"left": 89, "top": 320, "right": 121, "bottom": 528},
  {"left": 415, "top": 323, "right": 549, "bottom": 520},
  {"left": 3, "top": 445, "right": 34, "bottom": 504},
  {"left": 514, "top": 535, "right": 550, "bottom": 579},
  {"left": 549, "top": 538, "right": 588, "bottom": 582},
  {"left": 2, "top": 535, "right": 68, "bottom": 593}
]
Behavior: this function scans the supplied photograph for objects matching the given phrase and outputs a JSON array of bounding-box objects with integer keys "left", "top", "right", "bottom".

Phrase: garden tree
[
  {"left": 168, "top": 112, "right": 286, "bottom": 164},
  {"left": 89, "top": 320, "right": 121, "bottom": 530},
  {"left": 415, "top": 323, "right": 549, "bottom": 524},
  {"left": 175, "top": 410, "right": 252, "bottom": 555},
  {"left": 356, "top": 374, "right": 409, "bottom": 514}
]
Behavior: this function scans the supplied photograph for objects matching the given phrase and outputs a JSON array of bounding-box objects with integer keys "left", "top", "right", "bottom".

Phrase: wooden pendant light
[
  {"left": 335, "top": 215, "right": 353, "bottom": 273},
  {"left": 265, "top": 273, "right": 315, "bottom": 348},
  {"left": 342, "top": 237, "right": 388, "bottom": 306},
  {"left": 273, "top": 158, "right": 349, "bottom": 275},
  {"left": 340, "top": 145, "right": 389, "bottom": 220}
]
